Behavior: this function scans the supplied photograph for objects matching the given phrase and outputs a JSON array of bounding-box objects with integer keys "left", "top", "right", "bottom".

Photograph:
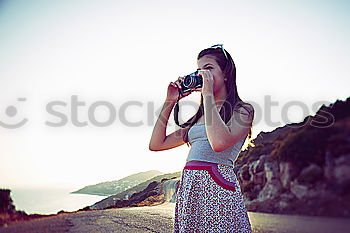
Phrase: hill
[
  {"left": 71, "top": 170, "right": 164, "bottom": 196},
  {"left": 89, "top": 171, "right": 181, "bottom": 210}
]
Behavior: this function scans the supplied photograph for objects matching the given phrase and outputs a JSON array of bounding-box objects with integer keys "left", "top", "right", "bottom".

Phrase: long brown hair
[{"left": 174, "top": 46, "right": 254, "bottom": 146}]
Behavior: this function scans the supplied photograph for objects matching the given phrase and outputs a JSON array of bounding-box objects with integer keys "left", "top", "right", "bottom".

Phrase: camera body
[{"left": 179, "top": 70, "right": 203, "bottom": 95}]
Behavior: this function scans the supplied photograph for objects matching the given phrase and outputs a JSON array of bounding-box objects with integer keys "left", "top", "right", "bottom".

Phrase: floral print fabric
[{"left": 174, "top": 161, "right": 252, "bottom": 233}]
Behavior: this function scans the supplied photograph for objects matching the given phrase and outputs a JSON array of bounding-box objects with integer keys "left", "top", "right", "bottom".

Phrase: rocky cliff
[
  {"left": 234, "top": 97, "right": 350, "bottom": 217},
  {"left": 88, "top": 172, "right": 181, "bottom": 210}
]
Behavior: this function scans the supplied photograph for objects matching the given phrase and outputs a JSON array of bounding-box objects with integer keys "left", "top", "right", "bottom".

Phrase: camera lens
[
  {"left": 183, "top": 76, "right": 196, "bottom": 88},
  {"left": 179, "top": 70, "right": 202, "bottom": 95},
  {"left": 183, "top": 71, "right": 200, "bottom": 88}
]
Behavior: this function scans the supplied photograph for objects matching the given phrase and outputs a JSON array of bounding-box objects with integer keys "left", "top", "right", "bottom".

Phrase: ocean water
[{"left": 9, "top": 188, "right": 107, "bottom": 215}]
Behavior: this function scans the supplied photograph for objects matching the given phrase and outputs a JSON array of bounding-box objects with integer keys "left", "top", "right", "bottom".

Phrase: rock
[
  {"left": 325, "top": 154, "right": 350, "bottom": 185},
  {"left": 324, "top": 151, "right": 335, "bottom": 180},
  {"left": 259, "top": 154, "right": 268, "bottom": 162},
  {"left": 163, "top": 178, "right": 180, "bottom": 203},
  {"left": 249, "top": 155, "right": 266, "bottom": 174},
  {"left": 245, "top": 198, "right": 280, "bottom": 214},
  {"left": 290, "top": 180, "right": 309, "bottom": 200},
  {"left": 129, "top": 181, "right": 159, "bottom": 201},
  {"left": 252, "top": 171, "right": 266, "bottom": 185},
  {"left": 301, "top": 181, "right": 331, "bottom": 199},
  {"left": 334, "top": 165, "right": 350, "bottom": 185},
  {"left": 233, "top": 164, "right": 242, "bottom": 174},
  {"left": 279, "top": 162, "right": 300, "bottom": 189},
  {"left": 249, "top": 160, "right": 258, "bottom": 175},
  {"left": 0, "top": 189, "right": 16, "bottom": 214},
  {"left": 297, "top": 163, "right": 323, "bottom": 184},
  {"left": 239, "top": 164, "right": 251, "bottom": 181},
  {"left": 334, "top": 154, "right": 350, "bottom": 166},
  {"left": 278, "top": 200, "right": 289, "bottom": 210},
  {"left": 280, "top": 192, "right": 296, "bottom": 202},
  {"left": 255, "top": 161, "right": 283, "bottom": 201},
  {"left": 256, "top": 179, "right": 283, "bottom": 201},
  {"left": 241, "top": 181, "right": 261, "bottom": 201},
  {"left": 264, "top": 161, "right": 280, "bottom": 182}
]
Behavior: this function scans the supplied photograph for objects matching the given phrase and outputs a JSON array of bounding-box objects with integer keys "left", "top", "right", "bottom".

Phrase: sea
[{"left": 9, "top": 188, "right": 107, "bottom": 215}]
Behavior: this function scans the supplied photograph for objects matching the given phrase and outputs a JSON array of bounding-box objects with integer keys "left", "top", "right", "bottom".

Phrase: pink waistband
[{"left": 183, "top": 160, "right": 236, "bottom": 192}]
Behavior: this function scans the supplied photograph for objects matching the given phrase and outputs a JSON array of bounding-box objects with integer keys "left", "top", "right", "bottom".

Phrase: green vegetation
[
  {"left": 235, "top": 97, "right": 350, "bottom": 170},
  {"left": 272, "top": 126, "right": 332, "bottom": 167},
  {"left": 112, "top": 171, "right": 181, "bottom": 200},
  {"left": 72, "top": 170, "right": 164, "bottom": 196}
]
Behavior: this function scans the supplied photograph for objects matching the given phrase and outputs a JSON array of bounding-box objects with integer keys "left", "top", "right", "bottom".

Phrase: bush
[{"left": 275, "top": 126, "right": 332, "bottom": 167}]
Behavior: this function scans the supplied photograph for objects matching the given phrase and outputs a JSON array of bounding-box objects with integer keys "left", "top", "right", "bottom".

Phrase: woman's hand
[
  {"left": 166, "top": 76, "right": 191, "bottom": 102},
  {"left": 166, "top": 81, "right": 179, "bottom": 103},
  {"left": 197, "top": 69, "right": 214, "bottom": 96}
]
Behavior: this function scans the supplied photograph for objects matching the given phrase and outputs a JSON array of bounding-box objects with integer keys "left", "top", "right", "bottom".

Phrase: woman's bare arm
[
  {"left": 149, "top": 80, "right": 190, "bottom": 151},
  {"left": 203, "top": 93, "right": 254, "bottom": 152},
  {"left": 197, "top": 68, "right": 254, "bottom": 152},
  {"left": 149, "top": 99, "right": 188, "bottom": 151}
]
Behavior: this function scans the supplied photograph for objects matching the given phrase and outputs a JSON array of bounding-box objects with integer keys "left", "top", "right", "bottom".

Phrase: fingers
[
  {"left": 170, "top": 75, "right": 199, "bottom": 100},
  {"left": 198, "top": 69, "right": 212, "bottom": 79},
  {"left": 170, "top": 82, "right": 177, "bottom": 88},
  {"left": 174, "top": 77, "right": 184, "bottom": 91},
  {"left": 169, "top": 80, "right": 180, "bottom": 90},
  {"left": 174, "top": 76, "right": 185, "bottom": 86},
  {"left": 174, "top": 81, "right": 181, "bottom": 91},
  {"left": 177, "top": 76, "right": 185, "bottom": 82}
]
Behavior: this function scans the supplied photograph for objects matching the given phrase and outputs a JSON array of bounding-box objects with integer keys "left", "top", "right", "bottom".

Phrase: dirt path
[
  {"left": 66, "top": 203, "right": 174, "bottom": 233},
  {"left": 0, "top": 203, "right": 175, "bottom": 233},
  {"left": 1, "top": 203, "right": 350, "bottom": 233}
]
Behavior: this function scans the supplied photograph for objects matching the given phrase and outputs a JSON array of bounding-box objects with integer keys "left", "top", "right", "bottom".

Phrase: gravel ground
[{"left": 1, "top": 203, "right": 350, "bottom": 233}]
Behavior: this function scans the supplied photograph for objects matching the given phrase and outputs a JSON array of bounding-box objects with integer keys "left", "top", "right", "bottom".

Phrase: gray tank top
[{"left": 186, "top": 123, "right": 246, "bottom": 166}]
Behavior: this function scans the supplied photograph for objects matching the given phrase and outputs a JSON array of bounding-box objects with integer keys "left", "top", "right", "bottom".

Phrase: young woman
[{"left": 149, "top": 44, "right": 254, "bottom": 232}]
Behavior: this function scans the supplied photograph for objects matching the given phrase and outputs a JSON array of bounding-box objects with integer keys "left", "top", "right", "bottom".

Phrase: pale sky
[{"left": 0, "top": 0, "right": 349, "bottom": 190}]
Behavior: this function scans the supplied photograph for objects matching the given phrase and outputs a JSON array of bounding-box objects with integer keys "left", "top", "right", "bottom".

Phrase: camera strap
[{"left": 174, "top": 89, "right": 186, "bottom": 128}]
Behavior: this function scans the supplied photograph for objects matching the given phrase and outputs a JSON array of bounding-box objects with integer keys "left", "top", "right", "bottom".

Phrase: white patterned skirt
[{"left": 174, "top": 160, "right": 252, "bottom": 233}]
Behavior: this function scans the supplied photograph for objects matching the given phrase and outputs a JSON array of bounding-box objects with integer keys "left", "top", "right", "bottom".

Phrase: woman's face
[{"left": 197, "top": 55, "right": 226, "bottom": 94}]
